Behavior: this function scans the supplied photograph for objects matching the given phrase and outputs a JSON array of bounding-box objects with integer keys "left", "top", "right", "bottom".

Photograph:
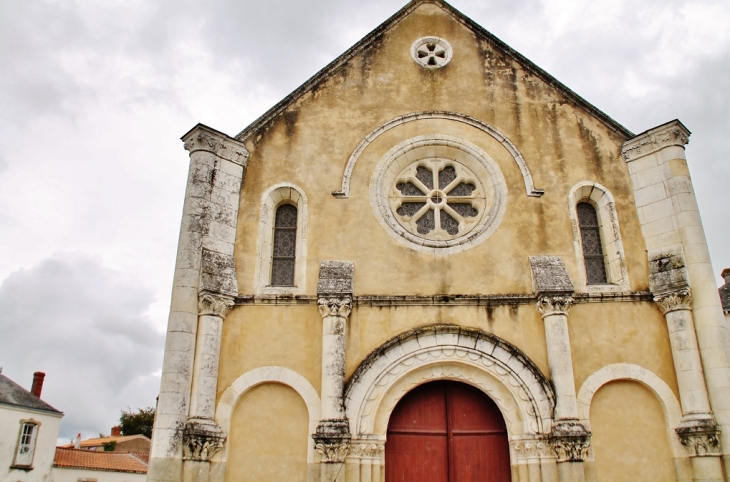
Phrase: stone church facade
[{"left": 147, "top": 1, "right": 730, "bottom": 481}]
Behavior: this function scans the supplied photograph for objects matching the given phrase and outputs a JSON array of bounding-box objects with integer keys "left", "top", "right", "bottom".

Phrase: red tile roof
[
  {"left": 54, "top": 448, "right": 148, "bottom": 473},
  {"left": 58, "top": 434, "right": 149, "bottom": 449}
]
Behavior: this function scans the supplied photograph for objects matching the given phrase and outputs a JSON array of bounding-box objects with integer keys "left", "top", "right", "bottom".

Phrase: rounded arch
[
  {"left": 345, "top": 324, "right": 555, "bottom": 439},
  {"left": 568, "top": 181, "right": 629, "bottom": 292},
  {"left": 216, "top": 366, "right": 320, "bottom": 463},
  {"left": 333, "top": 111, "right": 544, "bottom": 198},
  {"left": 576, "top": 363, "right": 685, "bottom": 458},
  {"left": 254, "top": 183, "right": 309, "bottom": 294}
]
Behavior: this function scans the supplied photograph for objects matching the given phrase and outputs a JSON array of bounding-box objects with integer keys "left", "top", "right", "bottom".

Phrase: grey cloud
[{"left": 0, "top": 253, "right": 163, "bottom": 439}]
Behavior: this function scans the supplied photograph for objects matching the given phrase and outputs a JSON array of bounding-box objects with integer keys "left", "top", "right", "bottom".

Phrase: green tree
[{"left": 119, "top": 407, "right": 155, "bottom": 438}]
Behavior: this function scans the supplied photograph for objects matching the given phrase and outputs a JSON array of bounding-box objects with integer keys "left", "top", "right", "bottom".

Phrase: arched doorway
[{"left": 385, "top": 381, "right": 511, "bottom": 482}]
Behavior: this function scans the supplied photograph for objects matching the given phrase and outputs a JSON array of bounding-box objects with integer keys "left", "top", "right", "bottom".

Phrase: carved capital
[
  {"left": 550, "top": 421, "right": 591, "bottom": 462},
  {"left": 183, "top": 419, "right": 226, "bottom": 462},
  {"left": 318, "top": 297, "right": 352, "bottom": 319},
  {"left": 677, "top": 419, "right": 722, "bottom": 456},
  {"left": 654, "top": 289, "right": 692, "bottom": 315},
  {"left": 313, "top": 419, "right": 351, "bottom": 463},
  {"left": 537, "top": 295, "right": 574, "bottom": 317},
  {"left": 622, "top": 120, "right": 690, "bottom": 161},
  {"left": 198, "top": 292, "right": 235, "bottom": 318},
  {"left": 181, "top": 125, "right": 250, "bottom": 166}
]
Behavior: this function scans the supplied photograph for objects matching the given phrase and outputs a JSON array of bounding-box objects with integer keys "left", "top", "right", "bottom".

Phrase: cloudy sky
[{"left": 0, "top": 0, "right": 728, "bottom": 441}]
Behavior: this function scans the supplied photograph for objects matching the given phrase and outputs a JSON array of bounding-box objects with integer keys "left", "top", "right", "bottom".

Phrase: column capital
[
  {"left": 654, "top": 289, "right": 692, "bottom": 315},
  {"left": 676, "top": 418, "right": 722, "bottom": 456},
  {"left": 349, "top": 439, "right": 385, "bottom": 459},
  {"left": 318, "top": 297, "right": 352, "bottom": 319},
  {"left": 550, "top": 421, "right": 591, "bottom": 462},
  {"left": 621, "top": 119, "right": 691, "bottom": 162},
  {"left": 313, "top": 419, "right": 351, "bottom": 463},
  {"left": 183, "top": 418, "right": 227, "bottom": 462},
  {"left": 198, "top": 291, "right": 235, "bottom": 318},
  {"left": 537, "top": 295, "right": 574, "bottom": 317},
  {"left": 181, "top": 124, "right": 249, "bottom": 166}
]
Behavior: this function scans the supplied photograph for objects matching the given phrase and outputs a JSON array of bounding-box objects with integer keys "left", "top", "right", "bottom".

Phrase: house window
[
  {"left": 14, "top": 422, "right": 38, "bottom": 467},
  {"left": 271, "top": 204, "right": 298, "bottom": 286},
  {"left": 577, "top": 202, "right": 608, "bottom": 284}
]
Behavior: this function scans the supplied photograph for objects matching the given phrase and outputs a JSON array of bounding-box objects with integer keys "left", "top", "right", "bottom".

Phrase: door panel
[{"left": 386, "top": 381, "right": 511, "bottom": 482}]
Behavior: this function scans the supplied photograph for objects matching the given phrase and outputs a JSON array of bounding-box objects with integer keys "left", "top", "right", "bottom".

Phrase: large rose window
[
  {"left": 391, "top": 159, "right": 485, "bottom": 240},
  {"left": 370, "top": 135, "right": 507, "bottom": 254}
]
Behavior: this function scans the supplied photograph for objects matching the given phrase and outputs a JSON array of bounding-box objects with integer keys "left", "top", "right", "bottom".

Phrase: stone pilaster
[
  {"left": 624, "top": 121, "right": 730, "bottom": 480},
  {"left": 314, "top": 261, "right": 354, "bottom": 473},
  {"left": 149, "top": 125, "right": 247, "bottom": 482}
]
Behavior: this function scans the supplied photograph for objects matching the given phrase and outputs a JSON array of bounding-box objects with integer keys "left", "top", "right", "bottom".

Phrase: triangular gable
[{"left": 236, "top": 0, "right": 633, "bottom": 142}]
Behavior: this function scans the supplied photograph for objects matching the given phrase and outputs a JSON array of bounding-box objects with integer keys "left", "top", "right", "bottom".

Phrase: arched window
[
  {"left": 271, "top": 204, "right": 298, "bottom": 286},
  {"left": 568, "top": 182, "right": 629, "bottom": 292},
  {"left": 577, "top": 202, "right": 608, "bottom": 284},
  {"left": 254, "top": 183, "right": 308, "bottom": 295}
]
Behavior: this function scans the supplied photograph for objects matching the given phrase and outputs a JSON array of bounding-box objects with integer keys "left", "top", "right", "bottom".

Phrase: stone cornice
[
  {"left": 622, "top": 119, "right": 691, "bottom": 162},
  {"left": 181, "top": 124, "right": 249, "bottom": 166}
]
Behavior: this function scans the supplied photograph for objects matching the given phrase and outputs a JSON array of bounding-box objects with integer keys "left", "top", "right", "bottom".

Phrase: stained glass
[
  {"left": 440, "top": 210, "right": 459, "bottom": 235},
  {"left": 416, "top": 209, "right": 435, "bottom": 235},
  {"left": 397, "top": 202, "right": 426, "bottom": 217},
  {"left": 577, "top": 202, "right": 607, "bottom": 284},
  {"left": 397, "top": 182, "right": 425, "bottom": 196},
  {"left": 450, "top": 203, "right": 478, "bottom": 218},
  {"left": 448, "top": 182, "right": 476, "bottom": 196},
  {"left": 416, "top": 165, "right": 433, "bottom": 189},
  {"left": 438, "top": 166, "right": 457, "bottom": 189},
  {"left": 271, "top": 204, "right": 297, "bottom": 286}
]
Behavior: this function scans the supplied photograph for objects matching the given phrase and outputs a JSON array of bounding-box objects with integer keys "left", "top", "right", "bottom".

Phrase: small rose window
[
  {"left": 390, "top": 159, "right": 485, "bottom": 241},
  {"left": 411, "top": 37, "right": 452, "bottom": 69}
]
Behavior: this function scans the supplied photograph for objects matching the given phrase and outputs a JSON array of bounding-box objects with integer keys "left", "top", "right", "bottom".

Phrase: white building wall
[
  {"left": 52, "top": 468, "right": 146, "bottom": 482},
  {"left": 0, "top": 405, "right": 62, "bottom": 482}
]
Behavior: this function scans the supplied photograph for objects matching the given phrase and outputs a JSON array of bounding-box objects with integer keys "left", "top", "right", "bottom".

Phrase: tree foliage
[{"left": 119, "top": 406, "right": 155, "bottom": 438}]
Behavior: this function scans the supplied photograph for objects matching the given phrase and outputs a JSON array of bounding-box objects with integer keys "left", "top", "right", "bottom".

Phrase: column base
[{"left": 183, "top": 418, "right": 227, "bottom": 462}]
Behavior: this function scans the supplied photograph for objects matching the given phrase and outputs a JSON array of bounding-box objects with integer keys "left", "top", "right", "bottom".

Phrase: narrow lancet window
[
  {"left": 271, "top": 204, "right": 297, "bottom": 286},
  {"left": 578, "top": 202, "right": 608, "bottom": 284}
]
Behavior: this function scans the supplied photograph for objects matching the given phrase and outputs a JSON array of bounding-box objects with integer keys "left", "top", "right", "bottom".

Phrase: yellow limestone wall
[
  {"left": 219, "top": 3, "right": 680, "bottom": 480},
  {"left": 589, "top": 381, "right": 676, "bottom": 481},
  {"left": 225, "top": 383, "right": 309, "bottom": 482}
]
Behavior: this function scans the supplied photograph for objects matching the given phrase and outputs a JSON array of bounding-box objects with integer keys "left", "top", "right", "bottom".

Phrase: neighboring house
[
  {"left": 148, "top": 1, "right": 730, "bottom": 481},
  {"left": 53, "top": 448, "right": 147, "bottom": 482},
  {"left": 0, "top": 371, "right": 62, "bottom": 482},
  {"left": 59, "top": 428, "right": 150, "bottom": 454}
]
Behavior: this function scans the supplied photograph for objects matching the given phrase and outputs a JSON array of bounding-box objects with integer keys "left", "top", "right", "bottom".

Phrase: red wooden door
[{"left": 385, "top": 381, "right": 511, "bottom": 482}]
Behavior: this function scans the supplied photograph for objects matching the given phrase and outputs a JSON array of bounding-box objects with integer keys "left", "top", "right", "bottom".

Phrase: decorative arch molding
[
  {"left": 568, "top": 181, "right": 629, "bottom": 293},
  {"left": 215, "top": 366, "right": 320, "bottom": 464},
  {"left": 576, "top": 363, "right": 685, "bottom": 458},
  {"left": 344, "top": 324, "right": 555, "bottom": 439},
  {"left": 332, "top": 111, "right": 544, "bottom": 199}
]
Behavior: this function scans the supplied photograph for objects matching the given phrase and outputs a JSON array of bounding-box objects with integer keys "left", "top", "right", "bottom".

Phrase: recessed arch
[
  {"left": 216, "top": 366, "right": 320, "bottom": 464},
  {"left": 344, "top": 324, "right": 555, "bottom": 440},
  {"left": 333, "top": 111, "right": 544, "bottom": 198},
  {"left": 576, "top": 363, "right": 685, "bottom": 460}
]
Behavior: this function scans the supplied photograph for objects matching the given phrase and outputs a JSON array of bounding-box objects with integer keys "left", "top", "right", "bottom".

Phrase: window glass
[
  {"left": 578, "top": 202, "right": 608, "bottom": 284},
  {"left": 15, "top": 423, "right": 37, "bottom": 466},
  {"left": 271, "top": 204, "right": 297, "bottom": 286}
]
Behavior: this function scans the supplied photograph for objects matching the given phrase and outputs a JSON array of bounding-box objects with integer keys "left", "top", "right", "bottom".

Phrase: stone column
[
  {"left": 650, "top": 252, "right": 723, "bottom": 481},
  {"left": 148, "top": 125, "right": 248, "bottom": 482},
  {"left": 623, "top": 122, "right": 730, "bottom": 480},
  {"left": 314, "top": 261, "right": 354, "bottom": 481},
  {"left": 530, "top": 256, "right": 590, "bottom": 482}
]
